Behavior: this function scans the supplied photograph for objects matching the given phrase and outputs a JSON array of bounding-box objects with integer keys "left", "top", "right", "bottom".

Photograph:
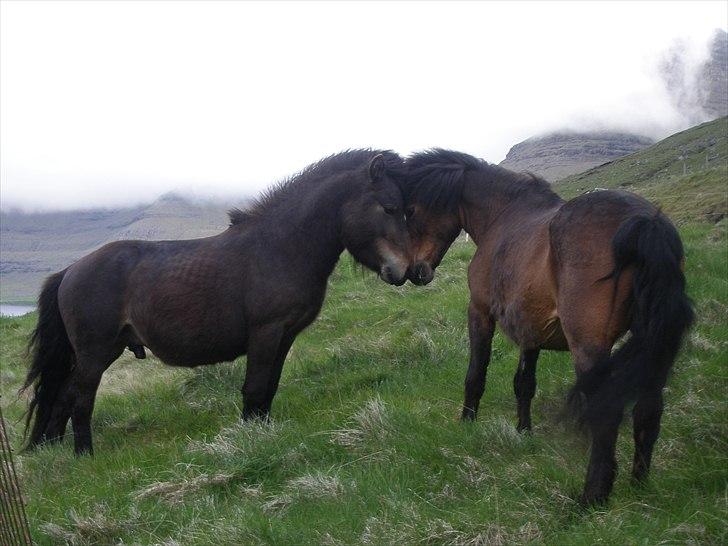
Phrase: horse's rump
[{"left": 548, "top": 192, "right": 655, "bottom": 342}]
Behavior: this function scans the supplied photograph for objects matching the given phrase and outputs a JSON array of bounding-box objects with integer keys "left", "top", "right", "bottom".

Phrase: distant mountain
[
  {"left": 555, "top": 116, "right": 728, "bottom": 223},
  {"left": 0, "top": 193, "right": 247, "bottom": 302},
  {"left": 499, "top": 132, "right": 654, "bottom": 182}
]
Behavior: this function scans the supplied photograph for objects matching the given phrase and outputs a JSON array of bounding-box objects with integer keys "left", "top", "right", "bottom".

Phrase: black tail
[
  {"left": 21, "top": 269, "right": 75, "bottom": 448},
  {"left": 568, "top": 213, "right": 695, "bottom": 426}
]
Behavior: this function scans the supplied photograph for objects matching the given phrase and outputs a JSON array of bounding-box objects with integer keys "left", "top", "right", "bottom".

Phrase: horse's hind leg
[
  {"left": 46, "top": 347, "right": 122, "bottom": 455},
  {"left": 513, "top": 349, "right": 539, "bottom": 431},
  {"left": 69, "top": 362, "right": 108, "bottom": 455},
  {"left": 632, "top": 389, "right": 664, "bottom": 483},
  {"left": 43, "top": 381, "right": 72, "bottom": 444},
  {"left": 582, "top": 403, "right": 623, "bottom": 504},
  {"left": 461, "top": 302, "right": 495, "bottom": 421},
  {"left": 571, "top": 347, "right": 624, "bottom": 505}
]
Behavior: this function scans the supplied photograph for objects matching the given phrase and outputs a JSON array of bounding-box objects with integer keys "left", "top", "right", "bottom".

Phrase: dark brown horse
[
  {"left": 401, "top": 149, "right": 693, "bottom": 505},
  {"left": 23, "top": 150, "right": 412, "bottom": 456}
]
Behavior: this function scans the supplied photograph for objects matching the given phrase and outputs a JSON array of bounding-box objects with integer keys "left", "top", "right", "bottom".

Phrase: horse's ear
[{"left": 368, "top": 154, "right": 385, "bottom": 186}]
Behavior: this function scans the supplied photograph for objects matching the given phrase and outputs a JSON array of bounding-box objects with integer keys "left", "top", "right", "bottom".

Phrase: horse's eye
[
  {"left": 405, "top": 206, "right": 415, "bottom": 218},
  {"left": 383, "top": 205, "right": 398, "bottom": 215}
]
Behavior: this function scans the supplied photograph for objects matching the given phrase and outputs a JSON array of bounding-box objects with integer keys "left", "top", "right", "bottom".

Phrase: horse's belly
[
  {"left": 498, "top": 301, "right": 568, "bottom": 351},
  {"left": 538, "top": 318, "right": 568, "bottom": 351},
  {"left": 148, "top": 337, "right": 247, "bottom": 367},
  {"left": 130, "top": 313, "right": 247, "bottom": 367}
]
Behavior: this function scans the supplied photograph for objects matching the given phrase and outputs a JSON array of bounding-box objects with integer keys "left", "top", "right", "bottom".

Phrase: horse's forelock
[{"left": 402, "top": 149, "right": 477, "bottom": 212}]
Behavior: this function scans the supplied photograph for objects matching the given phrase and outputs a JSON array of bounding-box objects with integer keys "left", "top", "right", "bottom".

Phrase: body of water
[{"left": 0, "top": 304, "right": 36, "bottom": 317}]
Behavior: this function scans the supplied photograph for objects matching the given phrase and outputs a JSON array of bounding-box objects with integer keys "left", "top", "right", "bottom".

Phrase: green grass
[
  {"left": 1, "top": 222, "right": 726, "bottom": 545},
  {"left": 556, "top": 116, "right": 728, "bottom": 223}
]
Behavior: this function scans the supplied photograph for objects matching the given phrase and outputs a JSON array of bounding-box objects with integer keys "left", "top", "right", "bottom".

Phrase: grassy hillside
[
  {"left": 1, "top": 120, "right": 726, "bottom": 544},
  {"left": 556, "top": 116, "right": 728, "bottom": 222},
  {"left": 1, "top": 221, "right": 726, "bottom": 544}
]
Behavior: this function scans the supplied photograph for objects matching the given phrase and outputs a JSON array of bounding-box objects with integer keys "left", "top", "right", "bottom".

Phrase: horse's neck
[
  {"left": 254, "top": 179, "right": 352, "bottom": 278},
  {"left": 459, "top": 178, "right": 562, "bottom": 245}
]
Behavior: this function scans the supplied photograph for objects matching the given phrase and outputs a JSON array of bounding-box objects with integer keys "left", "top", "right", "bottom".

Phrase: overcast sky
[{"left": 1, "top": 1, "right": 725, "bottom": 211}]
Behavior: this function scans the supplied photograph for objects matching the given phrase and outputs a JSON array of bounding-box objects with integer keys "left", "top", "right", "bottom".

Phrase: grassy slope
[
  {"left": 1, "top": 228, "right": 726, "bottom": 545},
  {"left": 556, "top": 116, "right": 728, "bottom": 223},
  {"left": 1, "top": 120, "right": 727, "bottom": 545}
]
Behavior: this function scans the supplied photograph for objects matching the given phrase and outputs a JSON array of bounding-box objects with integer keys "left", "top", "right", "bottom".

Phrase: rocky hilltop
[
  {"left": 499, "top": 132, "right": 654, "bottom": 181},
  {"left": 0, "top": 193, "right": 246, "bottom": 302},
  {"left": 660, "top": 28, "right": 728, "bottom": 125},
  {"left": 699, "top": 29, "right": 728, "bottom": 120}
]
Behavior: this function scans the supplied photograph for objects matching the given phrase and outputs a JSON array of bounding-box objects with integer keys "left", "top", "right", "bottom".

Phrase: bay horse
[
  {"left": 401, "top": 149, "right": 693, "bottom": 505},
  {"left": 23, "top": 150, "right": 412, "bottom": 456}
]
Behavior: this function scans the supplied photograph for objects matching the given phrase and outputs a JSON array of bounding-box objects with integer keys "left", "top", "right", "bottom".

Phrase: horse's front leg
[
  {"left": 241, "top": 323, "right": 294, "bottom": 420},
  {"left": 461, "top": 302, "right": 495, "bottom": 421}
]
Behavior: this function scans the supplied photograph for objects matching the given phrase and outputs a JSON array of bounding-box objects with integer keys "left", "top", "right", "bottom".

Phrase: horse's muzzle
[
  {"left": 380, "top": 264, "right": 407, "bottom": 286},
  {"left": 407, "top": 261, "right": 434, "bottom": 286}
]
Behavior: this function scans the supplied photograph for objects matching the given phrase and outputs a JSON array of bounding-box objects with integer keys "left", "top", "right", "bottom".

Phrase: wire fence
[{"left": 0, "top": 405, "right": 33, "bottom": 545}]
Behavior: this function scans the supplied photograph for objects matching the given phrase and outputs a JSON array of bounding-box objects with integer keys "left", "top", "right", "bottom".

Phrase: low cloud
[{"left": 1, "top": 2, "right": 725, "bottom": 211}]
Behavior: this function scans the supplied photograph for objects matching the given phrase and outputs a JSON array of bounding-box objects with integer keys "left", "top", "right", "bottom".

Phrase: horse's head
[
  {"left": 340, "top": 153, "right": 411, "bottom": 286},
  {"left": 400, "top": 150, "right": 468, "bottom": 285},
  {"left": 404, "top": 201, "right": 461, "bottom": 285}
]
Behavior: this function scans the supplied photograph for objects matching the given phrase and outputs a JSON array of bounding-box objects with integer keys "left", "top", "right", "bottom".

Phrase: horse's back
[{"left": 550, "top": 190, "right": 656, "bottom": 266}]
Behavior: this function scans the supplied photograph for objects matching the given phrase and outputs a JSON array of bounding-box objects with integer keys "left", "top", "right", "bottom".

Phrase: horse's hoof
[
  {"left": 74, "top": 446, "right": 94, "bottom": 457},
  {"left": 516, "top": 422, "right": 532, "bottom": 433},
  {"left": 578, "top": 491, "right": 609, "bottom": 507},
  {"left": 630, "top": 469, "right": 649, "bottom": 487},
  {"left": 461, "top": 408, "right": 477, "bottom": 421}
]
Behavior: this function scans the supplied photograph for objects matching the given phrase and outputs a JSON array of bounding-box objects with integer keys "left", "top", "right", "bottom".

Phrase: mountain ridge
[
  {"left": 0, "top": 193, "right": 247, "bottom": 302},
  {"left": 499, "top": 131, "right": 654, "bottom": 181}
]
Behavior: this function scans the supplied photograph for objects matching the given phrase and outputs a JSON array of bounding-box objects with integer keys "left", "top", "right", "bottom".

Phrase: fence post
[{"left": 0, "top": 404, "right": 33, "bottom": 545}]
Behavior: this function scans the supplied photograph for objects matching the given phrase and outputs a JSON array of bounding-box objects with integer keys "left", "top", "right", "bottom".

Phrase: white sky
[{"left": 1, "top": 1, "right": 725, "bottom": 211}]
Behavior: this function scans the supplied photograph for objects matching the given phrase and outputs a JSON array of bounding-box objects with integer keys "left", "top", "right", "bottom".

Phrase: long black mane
[
  {"left": 403, "top": 148, "right": 561, "bottom": 211},
  {"left": 229, "top": 149, "right": 405, "bottom": 225}
]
